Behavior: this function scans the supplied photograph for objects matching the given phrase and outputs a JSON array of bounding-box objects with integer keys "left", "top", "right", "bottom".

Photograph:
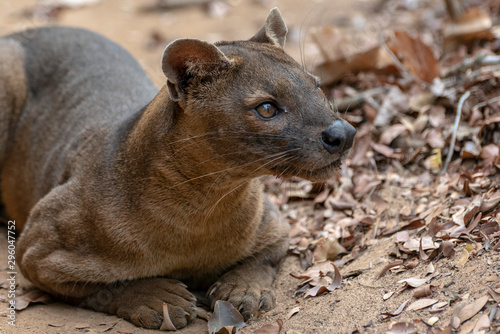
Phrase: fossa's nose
[{"left": 320, "top": 119, "right": 356, "bottom": 155}]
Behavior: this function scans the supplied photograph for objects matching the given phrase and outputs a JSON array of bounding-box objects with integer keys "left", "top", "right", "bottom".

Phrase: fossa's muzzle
[{"left": 321, "top": 119, "right": 356, "bottom": 155}]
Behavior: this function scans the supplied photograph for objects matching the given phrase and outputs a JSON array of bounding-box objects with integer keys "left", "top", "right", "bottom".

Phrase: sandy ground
[
  {"left": 0, "top": 0, "right": 363, "bottom": 87},
  {"left": 1, "top": 0, "right": 499, "bottom": 334},
  {"left": 2, "top": 220, "right": 499, "bottom": 334}
]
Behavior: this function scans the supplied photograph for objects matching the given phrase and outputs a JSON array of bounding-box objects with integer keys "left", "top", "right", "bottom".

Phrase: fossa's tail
[{"left": 0, "top": 38, "right": 28, "bottom": 166}]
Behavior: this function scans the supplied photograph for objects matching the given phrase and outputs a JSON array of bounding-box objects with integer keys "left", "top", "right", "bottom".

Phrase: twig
[
  {"left": 443, "top": 63, "right": 500, "bottom": 90},
  {"left": 468, "top": 64, "right": 500, "bottom": 81},
  {"left": 140, "top": 0, "right": 212, "bottom": 12},
  {"left": 481, "top": 55, "right": 500, "bottom": 66},
  {"left": 441, "top": 90, "right": 471, "bottom": 175},
  {"left": 444, "top": 54, "right": 486, "bottom": 78},
  {"left": 443, "top": 54, "right": 500, "bottom": 78},
  {"left": 472, "top": 95, "right": 500, "bottom": 112},
  {"left": 333, "top": 87, "right": 388, "bottom": 112}
]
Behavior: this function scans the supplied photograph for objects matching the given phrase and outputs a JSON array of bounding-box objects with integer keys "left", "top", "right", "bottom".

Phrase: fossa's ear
[
  {"left": 162, "top": 38, "right": 232, "bottom": 102},
  {"left": 250, "top": 7, "right": 287, "bottom": 48}
]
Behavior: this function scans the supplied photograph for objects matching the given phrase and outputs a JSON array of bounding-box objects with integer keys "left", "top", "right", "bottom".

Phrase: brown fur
[{"left": 0, "top": 8, "right": 355, "bottom": 329}]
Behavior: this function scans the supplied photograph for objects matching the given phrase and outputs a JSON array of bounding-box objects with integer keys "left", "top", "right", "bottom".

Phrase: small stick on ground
[
  {"left": 441, "top": 90, "right": 471, "bottom": 175},
  {"left": 444, "top": 54, "right": 500, "bottom": 78},
  {"left": 472, "top": 95, "right": 500, "bottom": 112},
  {"left": 140, "top": 0, "right": 212, "bottom": 12}
]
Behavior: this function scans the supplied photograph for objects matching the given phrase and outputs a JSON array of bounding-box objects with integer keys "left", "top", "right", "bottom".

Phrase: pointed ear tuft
[
  {"left": 162, "top": 39, "right": 232, "bottom": 101},
  {"left": 250, "top": 7, "right": 287, "bottom": 48}
]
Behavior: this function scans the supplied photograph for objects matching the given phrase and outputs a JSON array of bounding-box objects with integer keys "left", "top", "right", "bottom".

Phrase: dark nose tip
[{"left": 320, "top": 119, "right": 356, "bottom": 154}]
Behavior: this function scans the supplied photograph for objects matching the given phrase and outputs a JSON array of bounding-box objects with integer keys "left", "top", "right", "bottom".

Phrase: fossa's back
[{"left": 1, "top": 27, "right": 157, "bottom": 222}]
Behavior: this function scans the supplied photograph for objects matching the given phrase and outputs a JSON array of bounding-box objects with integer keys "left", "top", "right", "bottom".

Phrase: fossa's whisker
[{"left": 168, "top": 149, "right": 301, "bottom": 188}]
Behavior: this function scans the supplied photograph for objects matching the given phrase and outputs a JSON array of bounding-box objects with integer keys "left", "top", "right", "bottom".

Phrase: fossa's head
[{"left": 161, "top": 8, "right": 355, "bottom": 181}]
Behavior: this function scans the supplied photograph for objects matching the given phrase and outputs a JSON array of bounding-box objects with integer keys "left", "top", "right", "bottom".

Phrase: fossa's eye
[{"left": 255, "top": 102, "right": 279, "bottom": 120}]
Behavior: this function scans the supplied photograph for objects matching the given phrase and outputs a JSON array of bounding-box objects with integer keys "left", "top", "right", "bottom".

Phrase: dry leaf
[
  {"left": 480, "top": 144, "right": 500, "bottom": 167},
  {"left": 397, "top": 277, "right": 427, "bottom": 288},
  {"left": 425, "top": 263, "right": 435, "bottom": 276},
  {"left": 116, "top": 329, "right": 133, "bottom": 334},
  {"left": 386, "top": 31, "right": 440, "bottom": 83},
  {"left": 254, "top": 319, "right": 283, "bottom": 334},
  {"left": 48, "top": 323, "right": 65, "bottom": 327},
  {"left": 485, "top": 286, "right": 500, "bottom": 303},
  {"left": 313, "top": 237, "right": 347, "bottom": 263},
  {"left": 453, "top": 196, "right": 483, "bottom": 226},
  {"left": 383, "top": 291, "right": 395, "bottom": 300},
  {"left": 311, "top": 26, "right": 393, "bottom": 84},
  {"left": 380, "top": 124, "right": 408, "bottom": 145},
  {"left": 401, "top": 236, "right": 437, "bottom": 252},
  {"left": 456, "top": 247, "right": 470, "bottom": 267},
  {"left": 309, "top": 276, "right": 331, "bottom": 287},
  {"left": 413, "top": 284, "right": 434, "bottom": 298},
  {"left": 426, "top": 129, "right": 445, "bottom": 149},
  {"left": 396, "top": 231, "right": 410, "bottom": 242},
  {"left": 304, "top": 285, "right": 328, "bottom": 298},
  {"left": 442, "top": 241, "right": 456, "bottom": 258},
  {"left": 326, "top": 263, "right": 342, "bottom": 291},
  {"left": 350, "top": 134, "right": 372, "bottom": 166},
  {"left": 460, "top": 317, "right": 478, "bottom": 334},
  {"left": 473, "top": 313, "right": 490, "bottom": 333},
  {"left": 75, "top": 323, "right": 90, "bottom": 329},
  {"left": 461, "top": 141, "right": 481, "bottom": 158},
  {"left": 371, "top": 143, "right": 403, "bottom": 159},
  {"left": 424, "top": 149, "right": 442, "bottom": 173},
  {"left": 410, "top": 92, "right": 435, "bottom": 111},
  {"left": 443, "top": 8, "right": 493, "bottom": 49},
  {"left": 382, "top": 300, "right": 408, "bottom": 318},
  {"left": 208, "top": 301, "right": 245, "bottom": 334},
  {"left": 458, "top": 295, "right": 489, "bottom": 324},
  {"left": 286, "top": 307, "right": 300, "bottom": 320},
  {"left": 386, "top": 321, "right": 417, "bottom": 334},
  {"left": 353, "top": 176, "right": 382, "bottom": 197},
  {"left": 480, "top": 192, "right": 500, "bottom": 212},
  {"left": 15, "top": 289, "right": 53, "bottom": 311},
  {"left": 407, "top": 298, "right": 438, "bottom": 311},
  {"left": 0, "top": 279, "right": 8, "bottom": 290},
  {"left": 373, "top": 86, "right": 408, "bottom": 127},
  {"left": 430, "top": 301, "right": 448, "bottom": 313},
  {"left": 97, "top": 320, "right": 119, "bottom": 332},
  {"left": 291, "top": 261, "right": 336, "bottom": 280},
  {"left": 214, "top": 326, "right": 236, "bottom": 334},
  {"left": 405, "top": 257, "right": 419, "bottom": 270},
  {"left": 377, "top": 260, "right": 403, "bottom": 279}
]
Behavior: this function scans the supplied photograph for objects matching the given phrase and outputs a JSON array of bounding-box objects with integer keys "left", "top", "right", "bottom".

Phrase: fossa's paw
[
  {"left": 208, "top": 275, "right": 276, "bottom": 320},
  {"left": 89, "top": 278, "right": 197, "bottom": 329}
]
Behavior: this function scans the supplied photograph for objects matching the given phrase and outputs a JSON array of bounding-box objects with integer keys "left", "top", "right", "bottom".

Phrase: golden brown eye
[{"left": 255, "top": 103, "right": 279, "bottom": 119}]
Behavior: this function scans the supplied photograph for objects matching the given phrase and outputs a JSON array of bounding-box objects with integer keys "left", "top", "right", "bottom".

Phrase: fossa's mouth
[{"left": 272, "top": 151, "right": 348, "bottom": 181}]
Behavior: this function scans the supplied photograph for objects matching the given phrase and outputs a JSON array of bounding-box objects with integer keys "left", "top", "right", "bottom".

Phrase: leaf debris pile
[{"left": 261, "top": 0, "right": 500, "bottom": 332}]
